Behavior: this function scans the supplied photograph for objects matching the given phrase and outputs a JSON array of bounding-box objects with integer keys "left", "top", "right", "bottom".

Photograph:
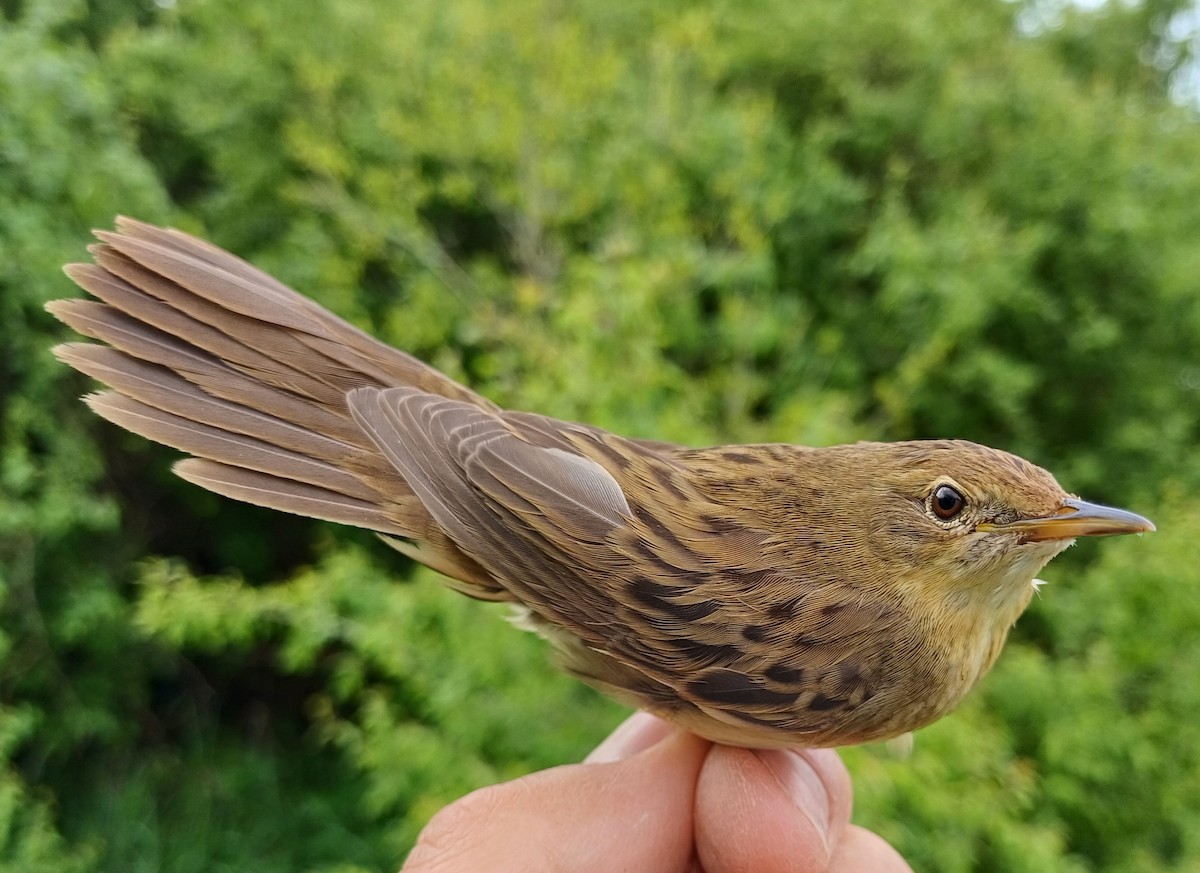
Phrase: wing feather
[{"left": 175, "top": 459, "right": 409, "bottom": 535}]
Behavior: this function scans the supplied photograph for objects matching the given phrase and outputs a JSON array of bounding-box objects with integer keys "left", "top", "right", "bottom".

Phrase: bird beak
[{"left": 977, "top": 498, "right": 1156, "bottom": 542}]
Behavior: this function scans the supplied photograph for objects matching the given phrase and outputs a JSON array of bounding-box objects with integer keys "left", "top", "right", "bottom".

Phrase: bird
[{"left": 46, "top": 217, "right": 1154, "bottom": 749}]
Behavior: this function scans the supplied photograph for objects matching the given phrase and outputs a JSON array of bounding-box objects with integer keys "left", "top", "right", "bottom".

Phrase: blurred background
[{"left": 3, "top": 0, "right": 1199, "bottom": 869}]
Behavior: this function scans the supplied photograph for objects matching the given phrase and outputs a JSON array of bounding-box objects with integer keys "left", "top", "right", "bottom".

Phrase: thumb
[
  {"left": 402, "top": 722, "right": 708, "bottom": 873},
  {"left": 695, "top": 746, "right": 852, "bottom": 873}
]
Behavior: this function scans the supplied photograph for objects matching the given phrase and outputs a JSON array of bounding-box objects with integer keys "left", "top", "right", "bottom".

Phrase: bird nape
[{"left": 46, "top": 218, "right": 1154, "bottom": 748}]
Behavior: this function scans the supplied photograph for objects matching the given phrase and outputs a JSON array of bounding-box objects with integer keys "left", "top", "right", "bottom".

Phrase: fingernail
[
  {"left": 585, "top": 711, "right": 674, "bottom": 763},
  {"left": 757, "top": 749, "right": 832, "bottom": 847}
]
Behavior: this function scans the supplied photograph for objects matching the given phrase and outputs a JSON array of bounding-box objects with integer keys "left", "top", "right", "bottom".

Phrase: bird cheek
[
  {"left": 865, "top": 518, "right": 928, "bottom": 566},
  {"left": 961, "top": 533, "right": 1012, "bottom": 564}
]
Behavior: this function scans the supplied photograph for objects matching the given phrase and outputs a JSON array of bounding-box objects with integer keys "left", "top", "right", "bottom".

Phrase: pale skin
[{"left": 401, "top": 712, "right": 912, "bottom": 873}]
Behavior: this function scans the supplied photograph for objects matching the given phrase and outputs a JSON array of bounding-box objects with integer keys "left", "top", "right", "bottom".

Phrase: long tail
[{"left": 47, "top": 217, "right": 497, "bottom": 585}]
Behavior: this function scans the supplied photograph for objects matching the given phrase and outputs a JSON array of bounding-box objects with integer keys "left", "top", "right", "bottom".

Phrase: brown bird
[{"left": 47, "top": 218, "right": 1153, "bottom": 748}]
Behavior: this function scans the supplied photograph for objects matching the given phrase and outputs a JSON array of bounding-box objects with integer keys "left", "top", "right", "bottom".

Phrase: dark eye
[{"left": 931, "top": 485, "right": 966, "bottom": 520}]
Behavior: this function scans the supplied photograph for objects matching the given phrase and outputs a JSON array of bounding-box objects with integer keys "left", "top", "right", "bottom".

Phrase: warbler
[{"left": 47, "top": 218, "right": 1153, "bottom": 748}]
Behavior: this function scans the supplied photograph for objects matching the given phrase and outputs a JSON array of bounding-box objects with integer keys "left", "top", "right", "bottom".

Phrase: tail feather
[
  {"left": 46, "top": 219, "right": 493, "bottom": 547},
  {"left": 104, "top": 218, "right": 494, "bottom": 406},
  {"left": 78, "top": 251, "right": 367, "bottom": 406},
  {"left": 83, "top": 391, "right": 378, "bottom": 502},
  {"left": 47, "top": 299, "right": 370, "bottom": 450},
  {"left": 174, "top": 459, "right": 411, "bottom": 536},
  {"left": 55, "top": 344, "right": 365, "bottom": 470}
]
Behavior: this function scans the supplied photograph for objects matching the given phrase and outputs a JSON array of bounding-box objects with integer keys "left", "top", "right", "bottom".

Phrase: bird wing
[{"left": 346, "top": 387, "right": 635, "bottom": 613}]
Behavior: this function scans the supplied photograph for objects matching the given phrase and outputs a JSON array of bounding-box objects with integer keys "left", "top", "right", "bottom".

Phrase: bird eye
[{"left": 931, "top": 485, "right": 966, "bottom": 520}]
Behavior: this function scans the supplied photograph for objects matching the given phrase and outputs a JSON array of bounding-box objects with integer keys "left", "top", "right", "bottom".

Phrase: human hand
[{"left": 401, "top": 712, "right": 912, "bottom": 872}]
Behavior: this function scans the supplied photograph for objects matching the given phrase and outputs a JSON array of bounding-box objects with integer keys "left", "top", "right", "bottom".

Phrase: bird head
[{"left": 849, "top": 440, "right": 1154, "bottom": 621}]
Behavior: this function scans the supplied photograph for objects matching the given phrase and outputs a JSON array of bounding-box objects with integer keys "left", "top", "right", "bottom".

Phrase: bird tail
[{"left": 46, "top": 217, "right": 490, "bottom": 570}]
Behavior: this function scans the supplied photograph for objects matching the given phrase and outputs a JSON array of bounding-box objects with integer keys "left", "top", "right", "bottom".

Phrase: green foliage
[
  {"left": 1, "top": 1, "right": 164, "bottom": 868},
  {"left": 1, "top": 0, "right": 1198, "bottom": 869}
]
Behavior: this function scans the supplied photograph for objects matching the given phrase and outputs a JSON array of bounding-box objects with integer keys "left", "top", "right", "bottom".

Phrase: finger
[
  {"left": 403, "top": 729, "right": 710, "bottom": 873},
  {"left": 829, "top": 825, "right": 913, "bottom": 872},
  {"left": 694, "top": 746, "right": 853, "bottom": 873},
  {"left": 586, "top": 711, "right": 676, "bottom": 763}
]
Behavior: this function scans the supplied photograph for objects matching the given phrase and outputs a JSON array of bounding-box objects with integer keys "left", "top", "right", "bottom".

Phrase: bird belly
[{"left": 526, "top": 602, "right": 997, "bottom": 748}]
